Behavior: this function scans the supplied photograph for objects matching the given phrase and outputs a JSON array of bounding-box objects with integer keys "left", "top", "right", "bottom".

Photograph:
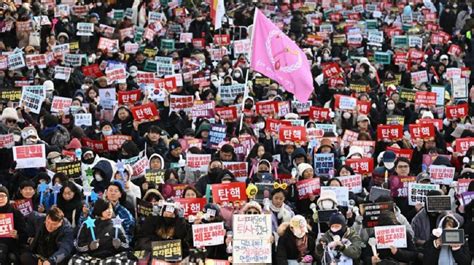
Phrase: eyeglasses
[
  {"left": 397, "top": 165, "right": 409, "bottom": 169},
  {"left": 246, "top": 211, "right": 260, "bottom": 215},
  {"left": 0, "top": 194, "right": 7, "bottom": 198}
]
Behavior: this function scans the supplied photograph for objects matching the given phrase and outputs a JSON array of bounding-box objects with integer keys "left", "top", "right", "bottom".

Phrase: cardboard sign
[
  {"left": 211, "top": 182, "right": 247, "bottom": 204},
  {"left": 192, "top": 222, "right": 225, "bottom": 247},
  {"left": 131, "top": 103, "right": 159, "bottom": 122},
  {"left": 176, "top": 198, "right": 206, "bottom": 218},
  {"left": 374, "top": 225, "right": 407, "bottom": 249},
  {"left": 232, "top": 214, "right": 272, "bottom": 264},
  {"left": 0, "top": 134, "right": 14, "bottom": 149},
  {"left": 0, "top": 213, "right": 14, "bottom": 238},
  {"left": 278, "top": 126, "right": 307, "bottom": 145},
  {"left": 360, "top": 202, "right": 394, "bottom": 228},
  {"left": 11, "top": 199, "right": 33, "bottom": 217},
  {"left": 55, "top": 161, "right": 82, "bottom": 178},
  {"left": 145, "top": 169, "right": 165, "bottom": 185},
  {"left": 408, "top": 183, "right": 439, "bottom": 206},
  {"left": 151, "top": 240, "right": 182, "bottom": 262},
  {"left": 409, "top": 123, "right": 435, "bottom": 140},
  {"left": 336, "top": 175, "right": 363, "bottom": 193},
  {"left": 429, "top": 165, "right": 455, "bottom": 185},
  {"left": 296, "top": 178, "right": 321, "bottom": 199},
  {"left": 313, "top": 153, "right": 334, "bottom": 176},
  {"left": 415, "top": 91, "right": 437, "bottom": 106},
  {"left": 13, "top": 144, "right": 46, "bottom": 169},
  {"left": 426, "top": 195, "right": 451, "bottom": 212},
  {"left": 446, "top": 103, "right": 468, "bottom": 119},
  {"left": 345, "top": 158, "right": 374, "bottom": 175}
]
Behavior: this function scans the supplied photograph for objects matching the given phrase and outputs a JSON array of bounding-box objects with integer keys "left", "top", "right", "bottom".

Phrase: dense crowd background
[{"left": 0, "top": 0, "right": 474, "bottom": 264}]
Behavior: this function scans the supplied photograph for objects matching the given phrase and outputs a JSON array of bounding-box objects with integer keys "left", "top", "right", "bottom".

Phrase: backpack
[{"left": 51, "top": 125, "right": 70, "bottom": 148}]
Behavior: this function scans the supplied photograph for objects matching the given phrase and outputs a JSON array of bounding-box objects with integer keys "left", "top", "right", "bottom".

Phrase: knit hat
[
  {"left": 241, "top": 201, "right": 262, "bottom": 214},
  {"left": 317, "top": 190, "right": 338, "bottom": 207},
  {"left": 357, "top": 115, "right": 370, "bottom": 125},
  {"left": 297, "top": 163, "right": 313, "bottom": 178},
  {"left": 169, "top": 139, "right": 181, "bottom": 151},
  {"left": 92, "top": 198, "right": 111, "bottom": 218},
  {"left": 43, "top": 80, "right": 54, "bottom": 92},
  {"left": 289, "top": 215, "right": 308, "bottom": 235},
  {"left": 21, "top": 126, "right": 39, "bottom": 140},
  {"left": 65, "top": 138, "right": 81, "bottom": 150},
  {"left": 329, "top": 213, "right": 346, "bottom": 227},
  {"left": 1, "top": 107, "right": 19, "bottom": 122},
  {"left": 347, "top": 146, "right": 364, "bottom": 159},
  {"left": 0, "top": 186, "right": 9, "bottom": 198}
]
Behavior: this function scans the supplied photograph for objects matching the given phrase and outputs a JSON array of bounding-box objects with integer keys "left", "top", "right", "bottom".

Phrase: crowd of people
[{"left": 0, "top": 0, "right": 474, "bottom": 264}]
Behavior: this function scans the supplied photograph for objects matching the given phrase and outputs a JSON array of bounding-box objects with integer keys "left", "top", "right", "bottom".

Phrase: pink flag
[{"left": 251, "top": 9, "right": 314, "bottom": 102}]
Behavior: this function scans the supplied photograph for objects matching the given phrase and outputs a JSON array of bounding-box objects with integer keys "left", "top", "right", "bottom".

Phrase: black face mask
[
  {"left": 244, "top": 103, "right": 253, "bottom": 110},
  {"left": 331, "top": 226, "right": 347, "bottom": 238},
  {"left": 83, "top": 157, "right": 95, "bottom": 164},
  {"left": 208, "top": 168, "right": 223, "bottom": 182}
]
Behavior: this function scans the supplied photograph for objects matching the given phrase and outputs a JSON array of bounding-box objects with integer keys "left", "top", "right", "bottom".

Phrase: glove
[
  {"left": 112, "top": 238, "right": 121, "bottom": 249},
  {"left": 89, "top": 240, "right": 99, "bottom": 250}
]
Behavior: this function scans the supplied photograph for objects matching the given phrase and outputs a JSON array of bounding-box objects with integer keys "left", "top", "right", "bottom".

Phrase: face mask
[
  {"left": 102, "top": 130, "right": 113, "bottom": 136},
  {"left": 25, "top": 138, "right": 37, "bottom": 145},
  {"left": 83, "top": 157, "right": 95, "bottom": 164},
  {"left": 218, "top": 72, "right": 225, "bottom": 77},
  {"left": 331, "top": 226, "right": 346, "bottom": 237},
  {"left": 321, "top": 200, "right": 334, "bottom": 210},
  {"left": 234, "top": 73, "right": 241, "bottom": 78},
  {"left": 208, "top": 168, "right": 222, "bottom": 181},
  {"left": 342, "top": 112, "right": 351, "bottom": 120},
  {"left": 244, "top": 103, "right": 253, "bottom": 110},
  {"left": 387, "top": 103, "right": 395, "bottom": 111},
  {"left": 256, "top": 122, "right": 264, "bottom": 130},
  {"left": 95, "top": 173, "right": 103, "bottom": 182}
]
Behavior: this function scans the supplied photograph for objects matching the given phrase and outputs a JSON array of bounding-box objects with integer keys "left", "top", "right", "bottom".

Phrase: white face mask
[
  {"left": 321, "top": 200, "right": 334, "bottom": 210},
  {"left": 330, "top": 227, "right": 341, "bottom": 233},
  {"left": 25, "top": 138, "right": 37, "bottom": 145},
  {"left": 218, "top": 72, "right": 225, "bottom": 77},
  {"left": 342, "top": 112, "right": 351, "bottom": 120},
  {"left": 387, "top": 103, "right": 395, "bottom": 111},
  {"left": 234, "top": 73, "right": 241, "bottom": 78},
  {"left": 96, "top": 2, "right": 102, "bottom": 6},
  {"left": 292, "top": 228, "right": 305, "bottom": 238},
  {"left": 256, "top": 122, "right": 265, "bottom": 130},
  {"left": 95, "top": 174, "right": 103, "bottom": 182},
  {"left": 102, "top": 130, "right": 113, "bottom": 136}
]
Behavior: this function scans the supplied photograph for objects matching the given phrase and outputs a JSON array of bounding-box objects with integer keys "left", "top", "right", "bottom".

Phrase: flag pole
[{"left": 239, "top": 7, "right": 258, "bottom": 132}]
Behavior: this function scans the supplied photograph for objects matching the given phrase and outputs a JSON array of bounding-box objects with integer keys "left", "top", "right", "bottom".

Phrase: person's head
[
  {"left": 357, "top": 115, "right": 370, "bottom": 130},
  {"left": 289, "top": 215, "right": 308, "bottom": 238},
  {"left": 0, "top": 186, "right": 9, "bottom": 207},
  {"left": 337, "top": 165, "right": 354, "bottom": 176},
  {"left": 327, "top": 178, "right": 343, "bottom": 187},
  {"left": 386, "top": 99, "right": 396, "bottom": 111},
  {"left": 169, "top": 140, "right": 182, "bottom": 158},
  {"left": 86, "top": 86, "right": 98, "bottom": 100},
  {"left": 19, "top": 180, "right": 36, "bottom": 199},
  {"left": 149, "top": 154, "right": 164, "bottom": 170},
  {"left": 117, "top": 107, "right": 130, "bottom": 121},
  {"left": 147, "top": 126, "right": 162, "bottom": 143},
  {"left": 329, "top": 213, "right": 347, "bottom": 236},
  {"left": 271, "top": 188, "right": 287, "bottom": 208},
  {"left": 105, "top": 182, "right": 124, "bottom": 203},
  {"left": 45, "top": 207, "right": 64, "bottom": 233},
  {"left": 164, "top": 168, "right": 179, "bottom": 184},
  {"left": 377, "top": 210, "right": 399, "bottom": 226},
  {"left": 183, "top": 186, "right": 201, "bottom": 198},
  {"left": 424, "top": 139, "right": 437, "bottom": 150},
  {"left": 219, "top": 144, "right": 234, "bottom": 161},
  {"left": 317, "top": 190, "right": 338, "bottom": 210},
  {"left": 61, "top": 182, "right": 78, "bottom": 202},
  {"left": 394, "top": 157, "right": 411, "bottom": 176},
  {"left": 297, "top": 163, "right": 314, "bottom": 180},
  {"left": 1, "top": 107, "right": 19, "bottom": 129},
  {"left": 258, "top": 159, "right": 272, "bottom": 173},
  {"left": 242, "top": 201, "right": 262, "bottom": 214},
  {"left": 440, "top": 215, "right": 460, "bottom": 229},
  {"left": 92, "top": 198, "right": 113, "bottom": 220}
]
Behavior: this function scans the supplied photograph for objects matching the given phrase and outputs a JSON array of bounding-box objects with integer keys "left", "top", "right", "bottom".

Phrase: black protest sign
[
  {"left": 360, "top": 202, "right": 394, "bottom": 228},
  {"left": 426, "top": 195, "right": 451, "bottom": 212},
  {"left": 318, "top": 209, "right": 338, "bottom": 223},
  {"left": 145, "top": 169, "right": 165, "bottom": 185},
  {"left": 254, "top": 183, "right": 273, "bottom": 203},
  {"left": 137, "top": 198, "right": 154, "bottom": 218},
  {"left": 55, "top": 161, "right": 82, "bottom": 178},
  {"left": 151, "top": 239, "right": 182, "bottom": 262},
  {"left": 441, "top": 229, "right": 465, "bottom": 245},
  {"left": 369, "top": 187, "right": 391, "bottom": 202}
]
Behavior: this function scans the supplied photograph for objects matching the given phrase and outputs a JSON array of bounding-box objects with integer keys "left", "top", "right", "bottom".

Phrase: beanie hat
[
  {"left": 169, "top": 139, "right": 181, "bottom": 151},
  {"left": 19, "top": 180, "right": 36, "bottom": 190},
  {"left": 92, "top": 198, "right": 110, "bottom": 218},
  {"left": 43, "top": 80, "right": 54, "bottom": 91},
  {"left": 65, "top": 138, "right": 81, "bottom": 150},
  {"left": 1, "top": 107, "right": 19, "bottom": 122},
  {"left": 289, "top": 215, "right": 308, "bottom": 235},
  {"left": 108, "top": 181, "right": 125, "bottom": 194},
  {"left": 21, "top": 126, "right": 39, "bottom": 140},
  {"left": 0, "top": 186, "right": 9, "bottom": 198},
  {"left": 329, "top": 213, "right": 346, "bottom": 227},
  {"left": 241, "top": 200, "right": 262, "bottom": 214},
  {"left": 297, "top": 163, "right": 313, "bottom": 178},
  {"left": 317, "top": 190, "right": 338, "bottom": 206}
]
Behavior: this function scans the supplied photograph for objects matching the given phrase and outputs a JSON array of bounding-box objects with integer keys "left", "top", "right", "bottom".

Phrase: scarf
[{"left": 295, "top": 234, "right": 308, "bottom": 259}]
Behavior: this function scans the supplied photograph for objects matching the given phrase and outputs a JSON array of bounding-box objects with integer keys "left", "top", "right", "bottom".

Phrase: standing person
[{"left": 20, "top": 207, "right": 74, "bottom": 265}]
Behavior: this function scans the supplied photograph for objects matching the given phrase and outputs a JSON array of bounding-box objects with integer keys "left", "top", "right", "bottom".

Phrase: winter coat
[
  {"left": 91, "top": 160, "right": 114, "bottom": 194},
  {"left": 75, "top": 218, "right": 129, "bottom": 259},
  {"left": 275, "top": 223, "right": 316, "bottom": 265},
  {"left": 361, "top": 232, "right": 418, "bottom": 264},
  {"left": 28, "top": 211, "right": 75, "bottom": 264},
  {"left": 315, "top": 227, "right": 363, "bottom": 265}
]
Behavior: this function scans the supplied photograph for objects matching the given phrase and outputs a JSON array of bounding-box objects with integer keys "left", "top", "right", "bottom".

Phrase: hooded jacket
[
  {"left": 91, "top": 160, "right": 114, "bottom": 194},
  {"left": 315, "top": 227, "right": 363, "bottom": 265},
  {"left": 111, "top": 164, "right": 141, "bottom": 208}
]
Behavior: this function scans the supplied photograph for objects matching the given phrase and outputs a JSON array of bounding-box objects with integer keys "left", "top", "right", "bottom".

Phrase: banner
[
  {"left": 374, "top": 225, "right": 407, "bottom": 249},
  {"left": 192, "top": 222, "right": 225, "bottom": 247},
  {"left": 211, "top": 182, "right": 247, "bottom": 204},
  {"left": 13, "top": 144, "right": 46, "bottom": 169},
  {"left": 296, "top": 178, "right": 321, "bottom": 199}
]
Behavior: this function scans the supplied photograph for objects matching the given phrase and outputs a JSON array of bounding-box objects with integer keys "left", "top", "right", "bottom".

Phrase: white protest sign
[
  {"left": 192, "top": 222, "right": 225, "bottom": 247},
  {"left": 337, "top": 175, "right": 363, "bottom": 193},
  {"left": 74, "top": 113, "right": 92, "bottom": 126},
  {"left": 54, "top": 66, "right": 72, "bottom": 81},
  {"left": 233, "top": 214, "right": 272, "bottom": 264},
  {"left": 452, "top": 78, "right": 468, "bottom": 99},
  {"left": 429, "top": 165, "right": 455, "bottom": 185},
  {"left": 20, "top": 92, "right": 43, "bottom": 114},
  {"left": 51, "top": 96, "right": 72, "bottom": 113},
  {"left": 408, "top": 183, "right": 440, "bottom": 206},
  {"left": 76, "top": 22, "right": 94, "bottom": 36},
  {"left": 13, "top": 144, "right": 46, "bottom": 169},
  {"left": 7, "top": 53, "right": 25, "bottom": 70},
  {"left": 321, "top": 186, "right": 349, "bottom": 206},
  {"left": 233, "top": 39, "right": 251, "bottom": 54},
  {"left": 218, "top": 84, "right": 246, "bottom": 104},
  {"left": 374, "top": 225, "right": 407, "bottom": 249}
]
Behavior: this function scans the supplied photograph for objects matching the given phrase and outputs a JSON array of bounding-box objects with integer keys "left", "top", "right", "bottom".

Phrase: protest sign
[
  {"left": 415, "top": 91, "right": 437, "bottom": 106},
  {"left": 426, "top": 195, "right": 451, "bottom": 212},
  {"left": 8, "top": 53, "right": 26, "bottom": 70},
  {"left": 309, "top": 107, "right": 331, "bottom": 121},
  {"left": 26, "top": 54, "right": 47, "bottom": 69},
  {"left": 76, "top": 22, "right": 94, "bottom": 36},
  {"left": 131, "top": 103, "right": 160, "bottom": 122},
  {"left": 105, "top": 135, "right": 132, "bottom": 152},
  {"left": 313, "top": 153, "right": 334, "bottom": 176},
  {"left": 374, "top": 225, "right": 407, "bottom": 249},
  {"left": 13, "top": 144, "right": 46, "bottom": 169},
  {"left": 178, "top": 138, "right": 203, "bottom": 152},
  {"left": 130, "top": 156, "right": 148, "bottom": 179},
  {"left": 97, "top": 37, "right": 119, "bottom": 52},
  {"left": 233, "top": 214, "right": 272, "bottom": 264},
  {"left": 208, "top": 124, "right": 227, "bottom": 149},
  {"left": 0, "top": 134, "right": 14, "bottom": 149},
  {"left": 386, "top": 147, "right": 413, "bottom": 160},
  {"left": 98, "top": 88, "right": 116, "bottom": 109},
  {"left": 145, "top": 169, "right": 165, "bottom": 185},
  {"left": 55, "top": 161, "right": 82, "bottom": 178},
  {"left": 278, "top": 126, "right": 307, "bottom": 145},
  {"left": 137, "top": 198, "right": 154, "bottom": 218},
  {"left": 20, "top": 92, "right": 43, "bottom": 114},
  {"left": 82, "top": 138, "right": 108, "bottom": 153},
  {"left": 369, "top": 187, "right": 391, "bottom": 202},
  {"left": 409, "top": 123, "right": 435, "bottom": 140},
  {"left": 321, "top": 186, "right": 349, "bottom": 206},
  {"left": 106, "top": 67, "right": 127, "bottom": 84},
  {"left": 215, "top": 107, "right": 238, "bottom": 123},
  {"left": 218, "top": 84, "right": 245, "bottom": 104},
  {"left": 192, "top": 222, "right": 225, "bottom": 247},
  {"left": 446, "top": 104, "right": 468, "bottom": 120},
  {"left": 161, "top": 184, "right": 188, "bottom": 200},
  {"left": 389, "top": 176, "right": 416, "bottom": 197},
  {"left": 169, "top": 95, "right": 194, "bottom": 114},
  {"left": 457, "top": 178, "right": 474, "bottom": 194},
  {"left": 233, "top": 39, "right": 251, "bottom": 54},
  {"left": 451, "top": 78, "right": 468, "bottom": 99},
  {"left": 74, "top": 113, "right": 92, "bottom": 127},
  {"left": 408, "top": 183, "right": 440, "bottom": 206},
  {"left": 0, "top": 89, "right": 21, "bottom": 102},
  {"left": 296, "top": 178, "right": 321, "bottom": 199},
  {"left": 360, "top": 202, "right": 394, "bottom": 228},
  {"left": 0, "top": 213, "right": 14, "bottom": 238},
  {"left": 176, "top": 198, "right": 206, "bottom": 218},
  {"left": 336, "top": 175, "right": 362, "bottom": 193},
  {"left": 255, "top": 101, "right": 279, "bottom": 117},
  {"left": 50, "top": 96, "right": 72, "bottom": 113},
  {"left": 461, "top": 192, "right": 474, "bottom": 206},
  {"left": 192, "top": 101, "right": 215, "bottom": 119},
  {"left": 429, "top": 165, "right": 455, "bottom": 185},
  {"left": 223, "top": 162, "right": 248, "bottom": 182},
  {"left": 11, "top": 199, "right": 33, "bottom": 217},
  {"left": 117, "top": 90, "right": 141, "bottom": 105},
  {"left": 211, "top": 182, "right": 247, "bottom": 204},
  {"left": 345, "top": 158, "right": 374, "bottom": 175},
  {"left": 334, "top": 94, "right": 357, "bottom": 110},
  {"left": 186, "top": 154, "right": 212, "bottom": 172},
  {"left": 151, "top": 240, "right": 182, "bottom": 262}
]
